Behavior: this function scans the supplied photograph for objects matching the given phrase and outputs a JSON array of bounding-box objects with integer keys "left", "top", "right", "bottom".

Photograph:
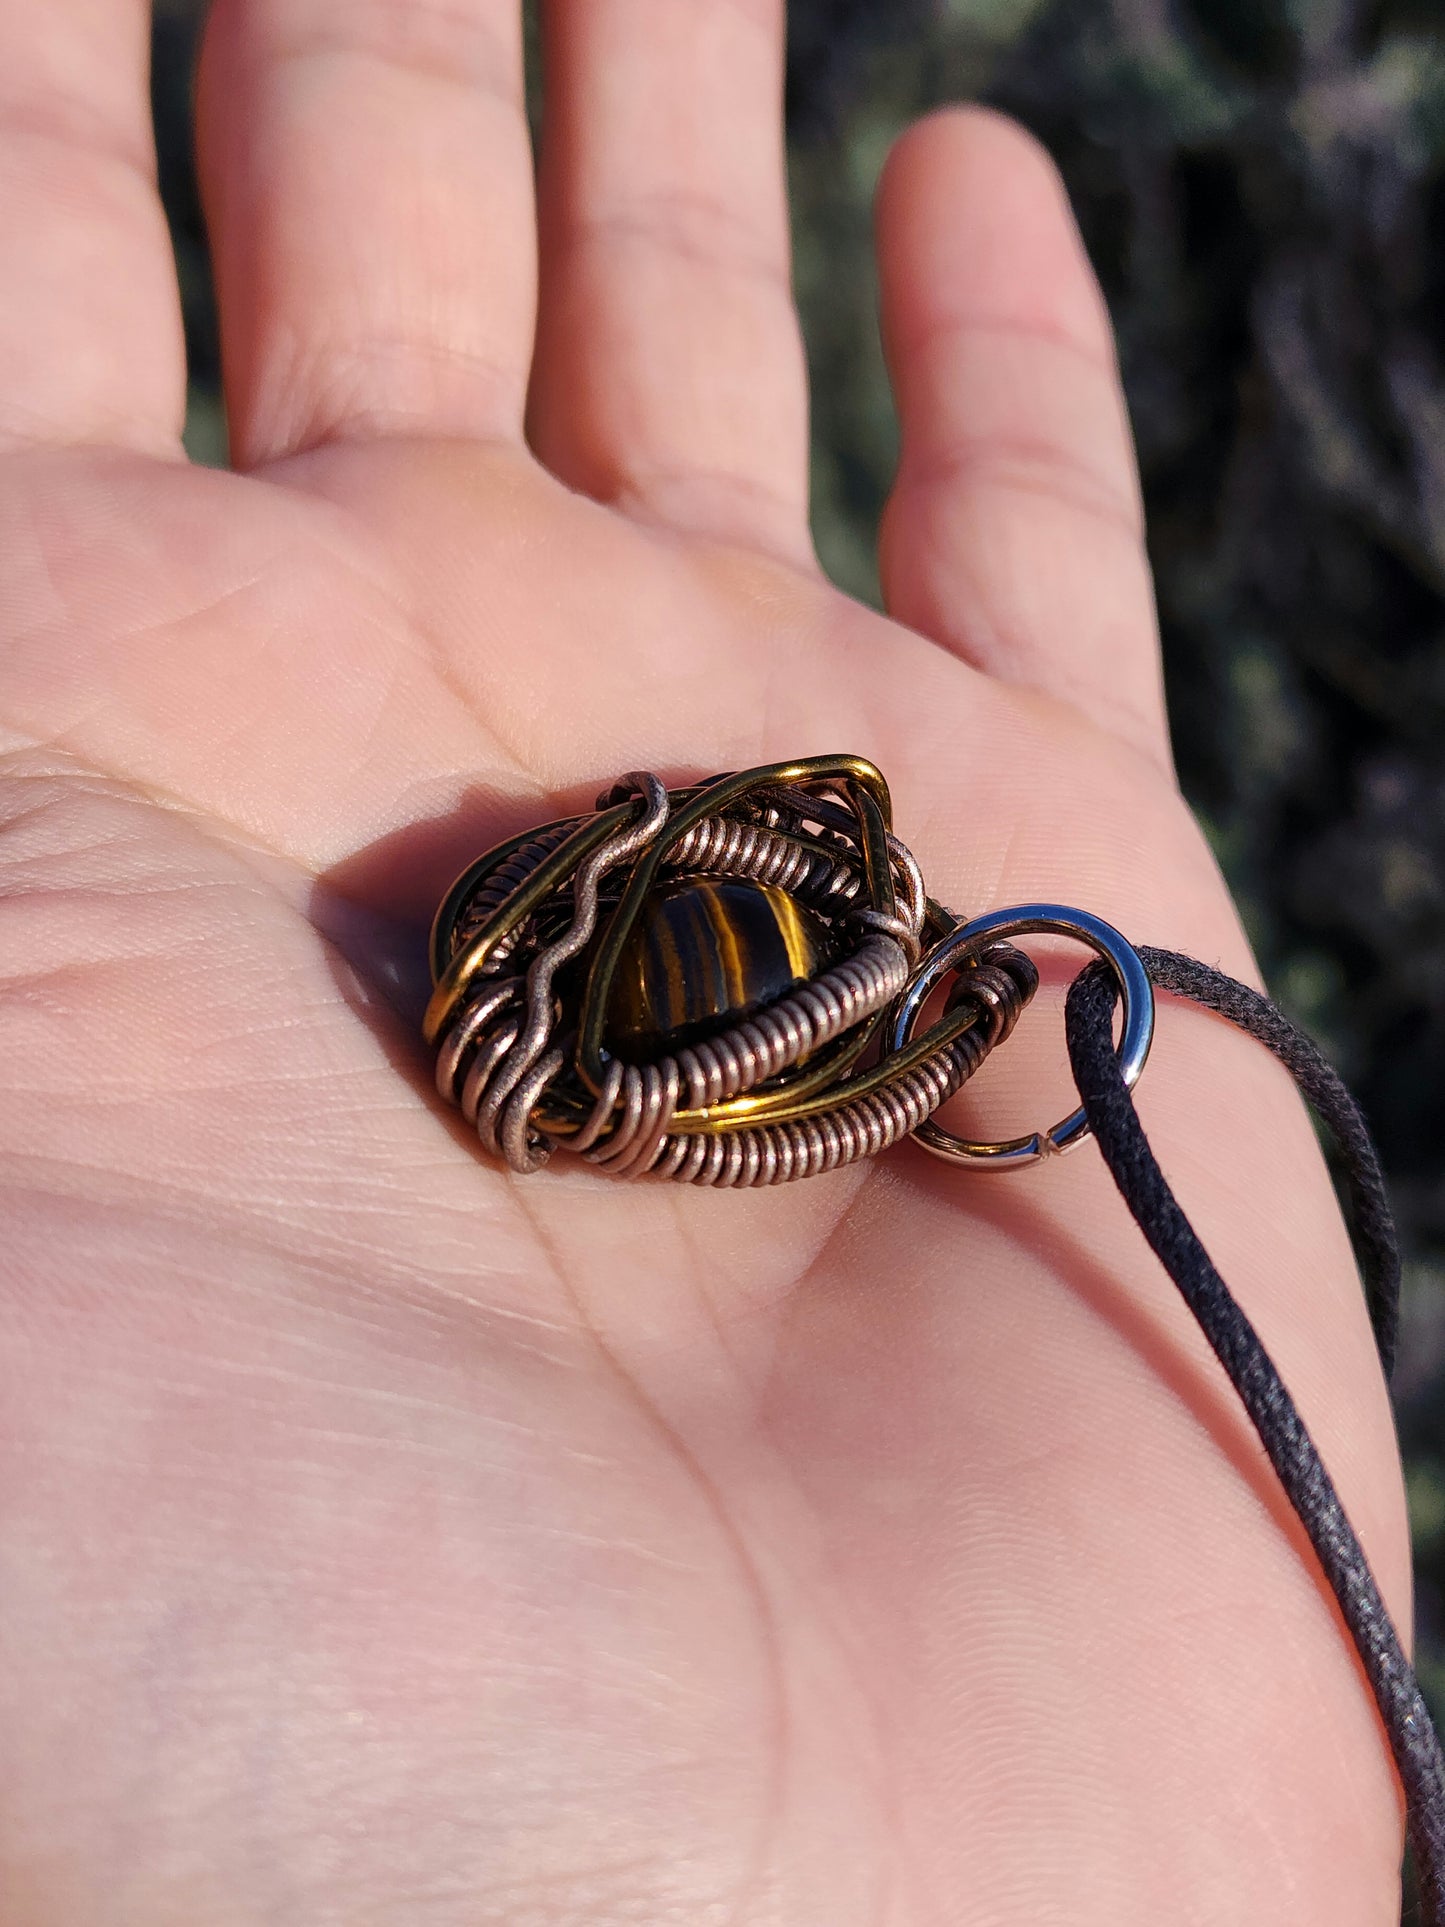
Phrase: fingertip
[
  {"left": 877, "top": 102, "right": 1058, "bottom": 199},
  {"left": 875, "top": 105, "right": 1112, "bottom": 373}
]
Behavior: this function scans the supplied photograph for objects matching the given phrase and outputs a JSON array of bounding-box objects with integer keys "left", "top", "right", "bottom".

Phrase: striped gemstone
[{"left": 605, "top": 875, "right": 827, "bottom": 1059}]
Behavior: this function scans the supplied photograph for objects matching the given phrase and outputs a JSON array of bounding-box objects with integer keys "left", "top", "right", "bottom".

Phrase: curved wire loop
[{"left": 890, "top": 905, "right": 1156, "bottom": 1170}]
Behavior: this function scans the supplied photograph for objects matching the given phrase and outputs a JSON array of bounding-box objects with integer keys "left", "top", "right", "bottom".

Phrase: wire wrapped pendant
[{"left": 424, "top": 755, "right": 1046, "bottom": 1184}]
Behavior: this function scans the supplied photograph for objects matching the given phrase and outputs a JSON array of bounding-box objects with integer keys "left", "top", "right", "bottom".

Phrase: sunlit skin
[{"left": 0, "top": 1, "right": 1410, "bottom": 1920}]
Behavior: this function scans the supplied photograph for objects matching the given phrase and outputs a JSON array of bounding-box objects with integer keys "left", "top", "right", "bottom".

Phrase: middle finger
[{"left": 529, "top": 0, "right": 813, "bottom": 566}]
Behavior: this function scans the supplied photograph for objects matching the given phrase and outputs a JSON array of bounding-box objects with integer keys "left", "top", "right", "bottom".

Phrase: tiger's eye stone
[{"left": 605, "top": 875, "right": 828, "bottom": 1059}]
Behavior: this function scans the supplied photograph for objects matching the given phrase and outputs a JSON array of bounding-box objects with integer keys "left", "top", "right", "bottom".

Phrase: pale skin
[{"left": 0, "top": 0, "right": 1412, "bottom": 1920}]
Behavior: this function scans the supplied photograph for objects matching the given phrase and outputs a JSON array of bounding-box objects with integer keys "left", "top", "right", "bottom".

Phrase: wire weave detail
[{"left": 426, "top": 759, "right": 1037, "bottom": 1183}]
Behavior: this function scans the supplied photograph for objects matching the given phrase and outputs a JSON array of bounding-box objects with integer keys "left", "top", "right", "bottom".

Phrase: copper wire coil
[
  {"left": 646, "top": 994, "right": 1008, "bottom": 1188},
  {"left": 448, "top": 804, "right": 924, "bottom": 967},
  {"left": 667, "top": 811, "right": 861, "bottom": 912},
  {"left": 451, "top": 817, "right": 585, "bottom": 960},
  {"left": 437, "top": 934, "right": 912, "bottom": 1170},
  {"left": 667, "top": 933, "right": 908, "bottom": 1108},
  {"left": 425, "top": 757, "right": 1040, "bottom": 1183}
]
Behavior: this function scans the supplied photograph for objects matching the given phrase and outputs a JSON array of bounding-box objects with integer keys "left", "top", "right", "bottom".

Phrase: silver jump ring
[{"left": 889, "top": 903, "right": 1155, "bottom": 1171}]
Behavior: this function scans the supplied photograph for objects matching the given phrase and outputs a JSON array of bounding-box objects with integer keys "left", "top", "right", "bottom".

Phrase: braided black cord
[
  {"left": 1063, "top": 949, "right": 1445, "bottom": 1919},
  {"left": 1134, "top": 950, "right": 1401, "bottom": 1374}
]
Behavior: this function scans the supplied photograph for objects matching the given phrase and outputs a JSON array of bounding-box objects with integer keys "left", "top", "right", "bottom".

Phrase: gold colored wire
[
  {"left": 430, "top": 757, "right": 922, "bottom": 1162},
  {"left": 531, "top": 1016, "right": 883, "bottom": 1140},
  {"left": 686, "top": 1000, "right": 984, "bottom": 1134},
  {"left": 573, "top": 756, "right": 892, "bottom": 1091},
  {"left": 854, "top": 788, "right": 899, "bottom": 926},
  {"left": 427, "top": 814, "right": 576, "bottom": 982}
]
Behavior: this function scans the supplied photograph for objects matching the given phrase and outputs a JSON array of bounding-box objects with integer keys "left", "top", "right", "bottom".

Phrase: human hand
[{"left": 0, "top": 1, "right": 1408, "bottom": 1919}]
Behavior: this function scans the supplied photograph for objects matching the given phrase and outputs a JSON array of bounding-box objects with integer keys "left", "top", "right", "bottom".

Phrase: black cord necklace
[{"left": 1067, "top": 949, "right": 1444, "bottom": 1916}]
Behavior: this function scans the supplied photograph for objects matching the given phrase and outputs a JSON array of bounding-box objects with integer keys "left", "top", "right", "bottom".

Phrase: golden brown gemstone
[{"left": 605, "top": 875, "right": 827, "bottom": 1059}]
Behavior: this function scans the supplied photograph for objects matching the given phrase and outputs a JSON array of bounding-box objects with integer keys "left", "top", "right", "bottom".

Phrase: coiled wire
[
  {"left": 666, "top": 811, "right": 925, "bottom": 954},
  {"left": 669, "top": 934, "right": 908, "bottom": 1109},
  {"left": 562, "top": 932, "right": 911, "bottom": 1171},
  {"left": 431, "top": 772, "right": 1022, "bottom": 1183},
  {"left": 450, "top": 817, "right": 583, "bottom": 961},
  {"left": 437, "top": 776, "right": 672, "bottom": 1172},
  {"left": 642, "top": 958, "right": 1029, "bottom": 1186},
  {"left": 446, "top": 804, "right": 925, "bottom": 970}
]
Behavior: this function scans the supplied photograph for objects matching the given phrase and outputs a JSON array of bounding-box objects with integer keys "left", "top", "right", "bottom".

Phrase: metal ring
[{"left": 888, "top": 903, "right": 1155, "bottom": 1171}]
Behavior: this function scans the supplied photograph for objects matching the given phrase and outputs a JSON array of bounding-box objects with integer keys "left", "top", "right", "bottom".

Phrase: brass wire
[{"left": 425, "top": 759, "right": 1036, "bottom": 1183}]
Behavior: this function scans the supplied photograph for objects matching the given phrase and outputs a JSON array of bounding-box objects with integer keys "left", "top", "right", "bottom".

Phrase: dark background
[{"left": 153, "top": 0, "right": 1445, "bottom": 1791}]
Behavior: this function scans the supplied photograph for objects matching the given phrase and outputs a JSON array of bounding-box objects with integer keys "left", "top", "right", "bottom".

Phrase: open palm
[{"left": 0, "top": 2, "right": 1411, "bottom": 1920}]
